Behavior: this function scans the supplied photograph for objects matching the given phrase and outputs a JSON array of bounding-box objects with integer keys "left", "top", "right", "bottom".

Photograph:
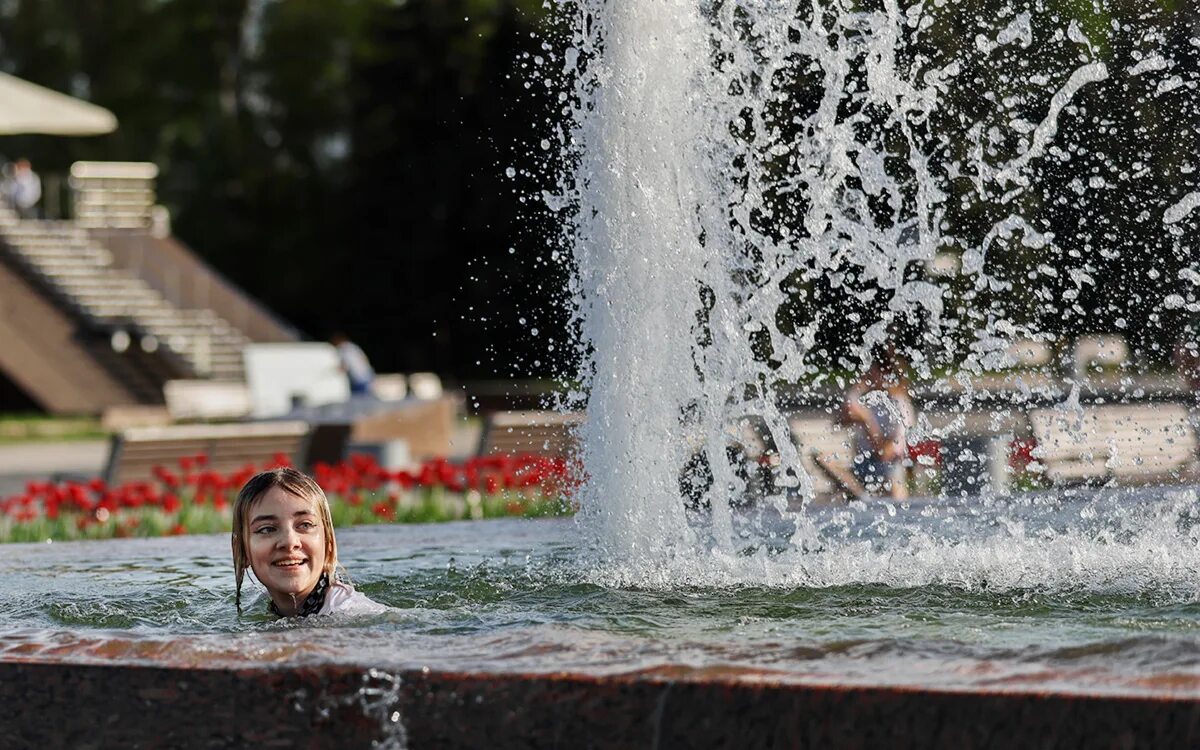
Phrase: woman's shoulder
[{"left": 319, "top": 581, "right": 388, "bottom": 616}]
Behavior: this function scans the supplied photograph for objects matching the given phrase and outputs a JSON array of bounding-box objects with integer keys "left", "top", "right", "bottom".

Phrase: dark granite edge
[
  {"left": 5, "top": 652, "right": 1199, "bottom": 704},
  {"left": 5, "top": 658, "right": 1200, "bottom": 748}
]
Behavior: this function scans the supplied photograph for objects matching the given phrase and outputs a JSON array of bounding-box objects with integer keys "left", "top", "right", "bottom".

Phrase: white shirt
[
  {"left": 849, "top": 387, "right": 915, "bottom": 460},
  {"left": 8, "top": 170, "right": 40, "bottom": 209},
  {"left": 318, "top": 581, "right": 387, "bottom": 616},
  {"left": 336, "top": 341, "right": 374, "bottom": 384}
]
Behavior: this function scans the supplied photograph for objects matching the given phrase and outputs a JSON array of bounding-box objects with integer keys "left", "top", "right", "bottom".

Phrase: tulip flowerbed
[{"left": 0, "top": 452, "right": 576, "bottom": 544}]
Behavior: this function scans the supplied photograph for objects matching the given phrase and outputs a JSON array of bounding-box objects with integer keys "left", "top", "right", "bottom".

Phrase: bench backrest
[
  {"left": 1029, "top": 404, "right": 1197, "bottom": 484},
  {"left": 349, "top": 397, "right": 455, "bottom": 460},
  {"left": 163, "top": 380, "right": 253, "bottom": 421},
  {"left": 104, "top": 421, "right": 310, "bottom": 485},
  {"left": 480, "top": 411, "right": 582, "bottom": 459},
  {"left": 787, "top": 416, "right": 857, "bottom": 496}
]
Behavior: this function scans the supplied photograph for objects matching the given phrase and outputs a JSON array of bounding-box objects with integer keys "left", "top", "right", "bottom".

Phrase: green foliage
[
  {"left": 0, "top": 414, "right": 104, "bottom": 442},
  {"left": 0, "top": 486, "right": 573, "bottom": 544},
  {"left": 2, "top": 1, "right": 1196, "bottom": 380},
  {"left": 0, "top": 0, "right": 570, "bottom": 378}
]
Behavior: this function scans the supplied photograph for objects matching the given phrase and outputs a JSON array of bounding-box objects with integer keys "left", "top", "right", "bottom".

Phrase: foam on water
[{"left": 580, "top": 488, "right": 1200, "bottom": 597}]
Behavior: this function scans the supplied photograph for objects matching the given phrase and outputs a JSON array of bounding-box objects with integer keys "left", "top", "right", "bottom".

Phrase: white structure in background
[
  {"left": 1073, "top": 335, "right": 1128, "bottom": 378},
  {"left": 243, "top": 343, "right": 349, "bottom": 417},
  {"left": 1005, "top": 338, "right": 1053, "bottom": 368},
  {"left": 0, "top": 72, "right": 117, "bottom": 136},
  {"left": 371, "top": 374, "right": 407, "bottom": 401},
  {"left": 69, "top": 161, "right": 161, "bottom": 230},
  {"left": 407, "top": 372, "right": 443, "bottom": 400},
  {"left": 926, "top": 252, "right": 960, "bottom": 278},
  {"left": 163, "top": 380, "right": 254, "bottom": 422}
]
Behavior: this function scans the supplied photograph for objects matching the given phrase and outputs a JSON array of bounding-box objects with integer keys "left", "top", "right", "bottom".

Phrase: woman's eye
[
  {"left": 298, "top": 521, "right": 316, "bottom": 531},
  {"left": 254, "top": 526, "right": 274, "bottom": 535}
]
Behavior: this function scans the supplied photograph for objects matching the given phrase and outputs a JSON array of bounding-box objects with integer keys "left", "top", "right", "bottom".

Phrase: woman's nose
[{"left": 276, "top": 527, "right": 301, "bottom": 548}]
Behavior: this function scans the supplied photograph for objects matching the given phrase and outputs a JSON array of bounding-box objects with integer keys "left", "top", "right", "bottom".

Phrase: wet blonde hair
[{"left": 231, "top": 467, "right": 339, "bottom": 611}]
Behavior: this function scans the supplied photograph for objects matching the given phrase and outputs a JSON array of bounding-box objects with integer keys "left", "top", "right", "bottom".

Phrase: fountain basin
[
  {"left": 4, "top": 497, "right": 1200, "bottom": 747},
  {"left": 4, "top": 657, "right": 1200, "bottom": 748}
]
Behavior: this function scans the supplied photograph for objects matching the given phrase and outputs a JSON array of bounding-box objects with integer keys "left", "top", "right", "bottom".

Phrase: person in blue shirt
[{"left": 330, "top": 332, "right": 376, "bottom": 397}]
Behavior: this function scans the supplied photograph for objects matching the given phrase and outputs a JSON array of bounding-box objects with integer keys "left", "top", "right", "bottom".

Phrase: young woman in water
[{"left": 231, "top": 467, "right": 385, "bottom": 617}]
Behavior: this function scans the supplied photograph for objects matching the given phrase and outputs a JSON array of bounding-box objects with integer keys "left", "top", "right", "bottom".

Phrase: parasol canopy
[{"left": 0, "top": 72, "right": 117, "bottom": 136}]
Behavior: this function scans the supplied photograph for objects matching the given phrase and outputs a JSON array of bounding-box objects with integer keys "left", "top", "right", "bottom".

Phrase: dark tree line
[
  {"left": 2, "top": 0, "right": 1199, "bottom": 387},
  {"left": 0, "top": 0, "right": 571, "bottom": 380}
]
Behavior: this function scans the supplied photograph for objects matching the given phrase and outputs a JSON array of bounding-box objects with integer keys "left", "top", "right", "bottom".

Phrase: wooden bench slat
[
  {"left": 479, "top": 411, "right": 582, "bottom": 459},
  {"left": 788, "top": 416, "right": 856, "bottom": 496},
  {"left": 105, "top": 421, "right": 311, "bottom": 484},
  {"left": 1030, "top": 404, "right": 1198, "bottom": 486}
]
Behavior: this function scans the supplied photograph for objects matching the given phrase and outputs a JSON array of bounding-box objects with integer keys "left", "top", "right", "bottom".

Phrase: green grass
[{"left": 0, "top": 413, "right": 106, "bottom": 444}]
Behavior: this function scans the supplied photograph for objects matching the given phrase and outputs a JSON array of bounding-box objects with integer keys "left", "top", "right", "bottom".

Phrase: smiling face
[{"left": 246, "top": 486, "right": 328, "bottom": 616}]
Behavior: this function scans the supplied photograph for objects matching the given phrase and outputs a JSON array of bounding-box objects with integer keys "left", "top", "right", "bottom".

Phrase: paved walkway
[{"left": 0, "top": 440, "right": 108, "bottom": 497}]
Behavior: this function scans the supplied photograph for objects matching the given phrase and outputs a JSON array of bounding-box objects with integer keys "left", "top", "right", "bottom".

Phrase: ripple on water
[{"left": 1, "top": 509, "right": 1200, "bottom": 694}]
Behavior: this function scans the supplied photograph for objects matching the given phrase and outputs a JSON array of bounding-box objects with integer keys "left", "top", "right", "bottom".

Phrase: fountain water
[{"left": 562, "top": 0, "right": 1200, "bottom": 575}]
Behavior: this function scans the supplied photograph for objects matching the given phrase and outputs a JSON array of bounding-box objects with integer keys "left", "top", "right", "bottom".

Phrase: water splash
[
  {"left": 292, "top": 668, "right": 408, "bottom": 750},
  {"left": 556, "top": 0, "right": 1200, "bottom": 570}
]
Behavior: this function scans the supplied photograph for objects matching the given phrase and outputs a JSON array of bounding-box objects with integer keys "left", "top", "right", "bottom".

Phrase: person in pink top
[{"left": 231, "top": 467, "right": 386, "bottom": 617}]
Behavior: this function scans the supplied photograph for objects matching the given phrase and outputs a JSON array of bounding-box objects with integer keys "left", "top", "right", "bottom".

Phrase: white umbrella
[{"left": 0, "top": 72, "right": 117, "bottom": 136}]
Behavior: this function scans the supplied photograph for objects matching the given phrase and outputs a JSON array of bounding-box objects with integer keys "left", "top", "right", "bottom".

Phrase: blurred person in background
[
  {"left": 841, "top": 343, "right": 916, "bottom": 500},
  {"left": 2, "top": 158, "right": 41, "bottom": 219},
  {"left": 331, "top": 332, "right": 375, "bottom": 398}
]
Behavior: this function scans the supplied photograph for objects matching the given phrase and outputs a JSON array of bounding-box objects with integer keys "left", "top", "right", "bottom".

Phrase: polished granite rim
[{"left": 4, "top": 655, "right": 1199, "bottom": 749}]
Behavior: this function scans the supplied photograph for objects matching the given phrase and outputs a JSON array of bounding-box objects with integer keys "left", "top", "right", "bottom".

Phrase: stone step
[
  {"left": 149, "top": 336, "right": 246, "bottom": 350},
  {"left": 54, "top": 274, "right": 154, "bottom": 287},
  {"left": 21, "top": 265, "right": 118, "bottom": 278},
  {"left": 85, "top": 305, "right": 178, "bottom": 319},
  {"left": 13, "top": 248, "right": 113, "bottom": 266},
  {"left": 3, "top": 218, "right": 253, "bottom": 381},
  {"left": 12, "top": 240, "right": 110, "bottom": 255},
  {"left": 58, "top": 287, "right": 165, "bottom": 304},
  {"left": 6, "top": 232, "right": 83, "bottom": 240},
  {"left": 140, "top": 330, "right": 248, "bottom": 348},
  {"left": 2, "top": 227, "right": 88, "bottom": 241},
  {"left": 54, "top": 273, "right": 153, "bottom": 286}
]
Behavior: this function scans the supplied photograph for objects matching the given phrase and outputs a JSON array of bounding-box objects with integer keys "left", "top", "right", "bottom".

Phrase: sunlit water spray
[{"left": 556, "top": 0, "right": 1200, "bottom": 584}]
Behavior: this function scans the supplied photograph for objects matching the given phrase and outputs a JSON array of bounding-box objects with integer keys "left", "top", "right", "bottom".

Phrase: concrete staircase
[{"left": 0, "top": 206, "right": 248, "bottom": 381}]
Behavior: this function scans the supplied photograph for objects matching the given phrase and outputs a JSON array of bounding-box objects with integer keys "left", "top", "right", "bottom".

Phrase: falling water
[{"left": 556, "top": 0, "right": 1200, "bottom": 573}]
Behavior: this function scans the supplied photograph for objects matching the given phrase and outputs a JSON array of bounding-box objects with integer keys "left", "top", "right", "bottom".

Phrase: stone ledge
[{"left": 4, "top": 659, "right": 1200, "bottom": 748}]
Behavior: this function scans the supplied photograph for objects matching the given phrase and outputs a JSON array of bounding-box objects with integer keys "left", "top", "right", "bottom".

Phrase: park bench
[
  {"left": 347, "top": 396, "right": 456, "bottom": 461},
  {"left": 787, "top": 415, "right": 861, "bottom": 499},
  {"left": 162, "top": 379, "right": 253, "bottom": 422},
  {"left": 479, "top": 410, "right": 582, "bottom": 460},
  {"left": 1028, "top": 403, "right": 1199, "bottom": 486},
  {"left": 104, "top": 421, "right": 310, "bottom": 485}
]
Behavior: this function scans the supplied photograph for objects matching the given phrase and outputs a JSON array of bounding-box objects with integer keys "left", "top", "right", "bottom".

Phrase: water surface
[{"left": 4, "top": 488, "right": 1200, "bottom": 697}]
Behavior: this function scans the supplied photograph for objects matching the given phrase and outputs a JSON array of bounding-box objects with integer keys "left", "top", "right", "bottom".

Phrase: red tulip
[{"left": 371, "top": 502, "right": 393, "bottom": 520}]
